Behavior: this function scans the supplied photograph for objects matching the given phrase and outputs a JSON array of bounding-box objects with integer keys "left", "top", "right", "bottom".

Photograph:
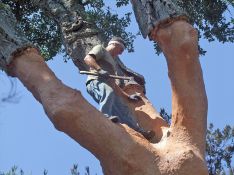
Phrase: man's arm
[
  {"left": 84, "top": 54, "right": 139, "bottom": 101},
  {"left": 84, "top": 54, "right": 101, "bottom": 71},
  {"left": 84, "top": 54, "right": 110, "bottom": 79}
]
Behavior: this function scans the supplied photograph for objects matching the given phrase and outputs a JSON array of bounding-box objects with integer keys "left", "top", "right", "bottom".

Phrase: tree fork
[
  {"left": 7, "top": 21, "right": 208, "bottom": 173},
  {"left": 1, "top": 2, "right": 209, "bottom": 174}
]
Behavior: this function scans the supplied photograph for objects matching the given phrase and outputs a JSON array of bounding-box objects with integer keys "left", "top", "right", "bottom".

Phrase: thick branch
[
  {"left": 122, "top": 84, "right": 169, "bottom": 142},
  {"left": 130, "top": 0, "right": 208, "bottom": 168},
  {"left": 152, "top": 21, "right": 208, "bottom": 154},
  {"left": 8, "top": 48, "right": 159, "bottom": 174}
]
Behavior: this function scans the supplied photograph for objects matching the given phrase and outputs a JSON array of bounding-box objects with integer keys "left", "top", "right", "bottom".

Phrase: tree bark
[
  {"left": 130, "top": 0, "right": 208, "bottom": 172},
  {"left": 32, "top": 0, "right": 104, "bottom": 71},
  {"left": 8, "top": 22, "right": 208, "bottom": 175},
  {"left": 122, "top": 83, "right": 169, "bottom": 142},
  {"left": 150, "top": 20, "right": 208, "bottom": 155},
  {"left": 1, "top": 1, "right": 209, "bottom": 174},
  {"left": 8, "top": 43, "right": 208, "bottom": 174},
  {"left": 8, "top": 48, "right": 160, "bottom": 174}
]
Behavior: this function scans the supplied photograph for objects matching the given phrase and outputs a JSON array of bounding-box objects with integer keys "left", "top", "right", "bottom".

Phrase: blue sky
[{"left": 0, "top": 3, "right": 234, "bottom": 175}]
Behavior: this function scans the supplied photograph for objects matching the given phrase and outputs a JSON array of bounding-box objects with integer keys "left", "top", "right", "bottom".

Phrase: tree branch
[
  {"left": 151, "top": 21, "right": 208, "bottom": 154},
  {"left": 8, "top": 48, "right": 160, "bottom": 174}
]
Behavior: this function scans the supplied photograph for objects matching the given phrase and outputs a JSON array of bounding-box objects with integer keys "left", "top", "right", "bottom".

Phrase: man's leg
[
  {"left": 86, "top": 80, "right": 115, "bottom": 116},
  {"left": 96, "top": 81, "right": 140, "bottom": 128},
  {"left": 87, "top": 80, "right": 154, "bottom": 139},
  {"left": 86, "top": 80, "right": 137, "bottom": 123},
  {"left": 111, "top": 95, "right": 141, "bottom": 129},
  {"left": 98, "top": 82, "right": 155, "bottom": 140}
]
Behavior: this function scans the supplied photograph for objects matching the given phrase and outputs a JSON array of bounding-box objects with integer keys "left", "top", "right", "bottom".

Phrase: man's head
[{"left": 106, "top": 37, "right": 126, "bottom": 57}]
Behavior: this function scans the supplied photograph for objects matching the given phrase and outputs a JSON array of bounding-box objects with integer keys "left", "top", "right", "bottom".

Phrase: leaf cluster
[
  {"left": 154, "top": 0, "right": 234, "bottom": 55},
  {"left": 206, "top": 123, "right": 234, "bottom": 175},
  {"left": 1, "top": 0, "right": 62, "bottom": 61},
  {"left": 180, "top": 0, "right": 234, "bottom": 43},
  {"left": 0, "top": 166, "right": 24, "bottom": 175},
  {"left": 0, "top": 164, "right": 95, "bottom": 175},
  {"left": 1, "top": 0, "right": 135, "bottom": 61},
  {"left": 84, "top": 0, "right": 136, "bottom": 52},
  {"left": 2, "top": 0, "right": 234, "bottom": 59}
]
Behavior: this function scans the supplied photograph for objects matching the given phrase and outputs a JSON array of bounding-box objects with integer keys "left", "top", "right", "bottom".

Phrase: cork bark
[
  {"left": 32, "top": 0, "right": 104, "bottom": 71},
  {"left": 130, "top": 0, "right": 188, "bottom": 38},
  {"left": 7, "top": 20, "right": 208, "bottom": 174},
  {"left": 2, "top": 0, "right": 209, "bottom": 174}
]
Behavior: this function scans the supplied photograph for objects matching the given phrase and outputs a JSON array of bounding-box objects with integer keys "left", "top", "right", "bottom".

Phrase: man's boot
[{"left": 140, "top": 130, "right": 155, "bottom": 141}]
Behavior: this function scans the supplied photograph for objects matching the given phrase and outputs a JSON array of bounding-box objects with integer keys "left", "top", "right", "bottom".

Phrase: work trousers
[{"left": 86, "top": 79, "right": 143, "bottom": 132}]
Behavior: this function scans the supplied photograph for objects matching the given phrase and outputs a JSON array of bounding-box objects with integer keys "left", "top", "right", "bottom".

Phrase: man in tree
[{"left": 84, "top": 36, "right": 155, "bottom": 140}]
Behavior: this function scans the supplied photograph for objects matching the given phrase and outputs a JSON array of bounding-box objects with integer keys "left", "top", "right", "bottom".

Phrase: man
[{"left": 84, "top": 37, "right": 154, "bottom": 140}]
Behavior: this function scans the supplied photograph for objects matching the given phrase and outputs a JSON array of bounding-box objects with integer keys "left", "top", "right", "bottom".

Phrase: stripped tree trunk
[{"left": 0, "top": 0, "right": 208, "bottom": 174}]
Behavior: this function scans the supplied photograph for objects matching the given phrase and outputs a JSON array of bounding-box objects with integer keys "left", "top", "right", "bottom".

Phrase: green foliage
[
  {"left": 1, "top": 0, "right": 135, "bottom": 61},
  {"left": 206, "top": 123, "right": 234, "bottom": 175},
  {"left": 70, "top": 164, "right": 92, "bottom": 175},
  {"left": 116, "top": 0, "right": 129, "bottom": 7},
  {"left": 1, "top": 0, "right": 62, "bottom": 61},
  {"left": 179, "top": 0, "right": 234, "bottom": 43},
  {"left": 23, "top": 12, "right": 62, "bottom": 61},
  {"left": 159, "top": 108, "right": 171, "bottom": 124},
  {"left": 84, "top": 0, "right": 136, "bottom": 52},
  {"left": 0, "top": 166, "right": 24, "bottom": 175},
  {"left": 2, "top": 0, "right": 233, "bottom": 58},
  {"left": 0, "top": 165, "right": 94, "bottom": 175}
]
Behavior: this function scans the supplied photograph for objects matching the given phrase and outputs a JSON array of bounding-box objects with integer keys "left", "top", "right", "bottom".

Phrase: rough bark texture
[
  {"left": 1, "top": 1, "right": 209, "bottom": 174},
  {"left": 0, "top": 4, "right": 34, "bottom": 71},
  {"left": 32, "top": 0, "right": 104, "bottom": 71},
  {"left": 151, "top": 20, "right": 208, "bottom": 174},
  {"left": 130, "top": 0, "right": 188, "bottom": 38},
  {"left": 123, "top": 84, "right": 169, "bottom": 142},
  {"left": 8, "top": 48, "right": 160, "bottom": 175}
]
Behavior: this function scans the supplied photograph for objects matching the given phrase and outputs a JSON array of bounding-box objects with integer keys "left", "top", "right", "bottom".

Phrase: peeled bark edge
[{"left": 130, "top": 0, "right": 189, "bottom": 38}]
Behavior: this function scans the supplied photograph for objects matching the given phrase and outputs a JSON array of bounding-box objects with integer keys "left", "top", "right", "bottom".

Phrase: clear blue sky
[{"left": 0, "top": 3, "right": 233, "bottom": 175}]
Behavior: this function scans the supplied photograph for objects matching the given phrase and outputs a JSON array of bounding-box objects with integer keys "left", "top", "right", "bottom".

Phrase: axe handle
[{"left": 80, "top": 71, "right": 133, "bottom": 81}]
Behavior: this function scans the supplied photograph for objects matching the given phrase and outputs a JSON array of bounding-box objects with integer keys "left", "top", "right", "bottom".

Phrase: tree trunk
[
  {"left": 32, "top": 0, "right": 104, "bottom": 71},
  {"left": 1, "top": 1, "right": 209, "bottom": 174}
]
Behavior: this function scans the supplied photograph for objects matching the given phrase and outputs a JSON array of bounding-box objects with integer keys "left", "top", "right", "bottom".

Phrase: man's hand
[
  {"left": 98, "top": 69, "right": 110, "bottom": 79},
  {"left": 128, "top": 92, "right": 141, "bottom": 101}
]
